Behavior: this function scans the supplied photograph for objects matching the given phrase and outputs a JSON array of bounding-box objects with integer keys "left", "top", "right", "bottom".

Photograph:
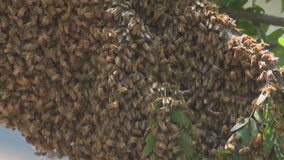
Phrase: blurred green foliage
[
  {"left": 212, "top": 1, "right": 284, "bottom": 159},
  {"left": 213, "top": 0, "right": 284, "bottom": 66}
]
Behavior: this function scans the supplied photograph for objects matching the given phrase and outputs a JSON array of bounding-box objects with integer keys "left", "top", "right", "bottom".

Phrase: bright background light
[{"left": 0, "top": 125, "right": 64, "bottom": 160}]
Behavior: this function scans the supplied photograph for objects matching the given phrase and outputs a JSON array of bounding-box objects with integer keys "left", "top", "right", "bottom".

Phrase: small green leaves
[
  {"left": 176, "top": 129, "right": 193, "bottom": 159},
  {"left": 169, "top": 109, "right": 191, "bottom": 129},
  {"left": 142, "top": 133, "right": 156, "bottom": 156},
  {"left": 231, "top": 118, "right": 249, "bottom": 132}
]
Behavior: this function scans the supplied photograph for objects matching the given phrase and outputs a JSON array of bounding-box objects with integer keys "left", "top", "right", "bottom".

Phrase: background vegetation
[
  {"left": 213, "top": 0, "right": 284, "bottom": 159},
  {"left": 214, "top": 0, "right": 284, "bottom": 65}
]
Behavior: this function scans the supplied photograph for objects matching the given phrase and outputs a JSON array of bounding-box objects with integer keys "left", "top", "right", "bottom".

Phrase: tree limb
[{"left": 220, "top": 7, "right": 284, "bottom": 27}]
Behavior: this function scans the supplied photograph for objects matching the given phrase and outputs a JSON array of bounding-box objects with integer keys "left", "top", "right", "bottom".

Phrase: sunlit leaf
[
  {"left": 176, "top": 129, "right": 193, "bottom": 159},
  {"left": 266, "top": 28, "right": 284, "bottom": 42},
  {"left": 169, "top": 109, "right": 191, "bottom": 128},
  {"left": 231, "top": 118, "right": 249, "bottom": 132},
  {"left": 142, "top": 133, "right": 156, "bottom": 156},
  {"left": 278, "top": 38, "right": 284, "bottom": 47}
]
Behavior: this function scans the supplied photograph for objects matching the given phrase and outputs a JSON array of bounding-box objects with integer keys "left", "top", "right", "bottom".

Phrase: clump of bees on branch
[{"left": 0, "top": 0, "right": 283, "bottom": 159}]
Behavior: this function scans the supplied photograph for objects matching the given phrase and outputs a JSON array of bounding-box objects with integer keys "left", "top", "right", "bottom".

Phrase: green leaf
[
  {"left": 219, "top": 149, "right": 232, "bottom": 155},
  {"left": 263, "top": 118, "right": 275, "bottom": 157},
  {"left": 278, "top": 38, "right": 284, "bottom": 47},
  {"left": 232, "top": 152, "right": 241, "bottom": 160},
  {"left": 246, "top": 5, "right": 265, "bottom": 14},
  {"left": 148, "top": 118, "right": 157, "bottom": 128},
  {"left": 266, "top": 28, "right": 284, "bottom": 42},
  {"left": 176, "top": 129, "right": 193, "bottom": 159},
  {"left": 249, "top": 118, "right": 258, "bottom": 137},
  {"left": 228, "top": 0, "right": 248, "bottom": 9},
  {"left": 254, "top": 108, "right": 265, "bottom": 124},
  {"left": 169, "top": 109, "right": 191, "bottom": 128},
  {"left": 236, "top": 19, "right": 257, "bottom": 36},
  {"left": 265, "top": 0, "right": 272, "bottom": 2},
  {"left": 235, "top": 118, "right": 257, "bottom": 146},
  {"left": 231, "top": 118, "right": 249, "bottom": 132},
  {"left": 260, "top": 23, "right": 269, "bottom": 33},
  {"left": 142, "top": 133, "right": 156, "bottom": 156},
  {"left": 153, "top": 101, "right": 163, "bottom": 112}
]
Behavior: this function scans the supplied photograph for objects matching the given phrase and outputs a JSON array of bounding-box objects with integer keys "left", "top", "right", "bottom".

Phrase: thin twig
[{"left": 220, "top": 7, "right": 284, "bottom": 27}]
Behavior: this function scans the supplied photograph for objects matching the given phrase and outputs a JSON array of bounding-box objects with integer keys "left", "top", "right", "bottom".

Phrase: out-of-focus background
[
  {"left": 0, "top": 0, "right": 283, "bottom": 160},
  {"left": 245, "top": 0, "right": 284, "bottom": 36}
]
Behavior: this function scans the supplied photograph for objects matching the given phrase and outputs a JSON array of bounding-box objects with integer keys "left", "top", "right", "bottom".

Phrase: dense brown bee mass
[{"left": 0, "top": 0, "right": 283, "bottom": 159}]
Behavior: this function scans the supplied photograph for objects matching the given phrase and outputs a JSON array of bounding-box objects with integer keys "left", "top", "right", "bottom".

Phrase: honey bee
[
  {"left": 13, "top": 65, "right": 23, "bottom": 76},
  {"left": 16, "top": 76, "right": 30, "bottom": 86},
  {"left": 128, "top": 136, "right": 138, "bottom": 146},
  {"left": 107, "top": 101, "right": 119, "bottom": 110},
  {"left": 171, "top": 145, "right": 182, "bottom": 154},
  {"left": 156, "top": 141, "right": 167, "bottom": 151},
  {"left": 84, "top": 11, "right": 94, "bottom": 19},
  {"left": 243, "top": 38, "right": 254, "bottom": 47},
  {"left": 250, "top": 133, "right": 263, "bottom": 148},
  {"left": 245, "top": 70, "right": 254, "bottom": 80},
  {"left": 22, "top": 42, "right": 39, "bottom": 51},
  {"left": 238, "top": 147, "right": 250, "bottom": 155},
  {"left": 153, "top": 146, "right": 163, "bottom": 157},
  {"left": 199, "top": 22, "right": 207, "bottom": 31},
  {"left": 224, "top": 53, "right": 233, "bottom": 65},
  {"left": 41, "top": 128, "right": 51, "bottom": 137},
  {"left": 41, "top": 16, "right": 52, "bottom": 26},
  {"left": 211, "top": 65, "right": 221, "bottom": 73},
  {"left": 106, "top": 139, "right": 115, "bottom": 146},
  {"left": 131, "top": 128, "right": 142, "bottom": 137},
  {"left": 261, "top": 85, "right": 277, "bottom": 95},
  {"left": 229, "top": 70, "right": 237, "bottom": 80}
]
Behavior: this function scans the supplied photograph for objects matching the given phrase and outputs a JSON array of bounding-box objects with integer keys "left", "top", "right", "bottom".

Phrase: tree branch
[{"left": 220, "top": 7, "right": 284, "bottom": 27}]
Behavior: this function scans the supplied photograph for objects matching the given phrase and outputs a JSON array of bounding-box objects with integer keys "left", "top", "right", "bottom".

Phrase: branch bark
[{"left": 220, "top": 7, "right": 284, "bottom": 27}]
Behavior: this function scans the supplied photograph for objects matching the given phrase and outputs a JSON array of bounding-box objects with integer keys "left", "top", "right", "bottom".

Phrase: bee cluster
[{"left": 0, "top": 0, "right": 282, "bottom": 159}]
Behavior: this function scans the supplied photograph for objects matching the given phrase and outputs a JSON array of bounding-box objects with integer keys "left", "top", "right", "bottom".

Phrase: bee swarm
[{"left": 0, "top": 0, "right": 283, "bottom": 159}]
